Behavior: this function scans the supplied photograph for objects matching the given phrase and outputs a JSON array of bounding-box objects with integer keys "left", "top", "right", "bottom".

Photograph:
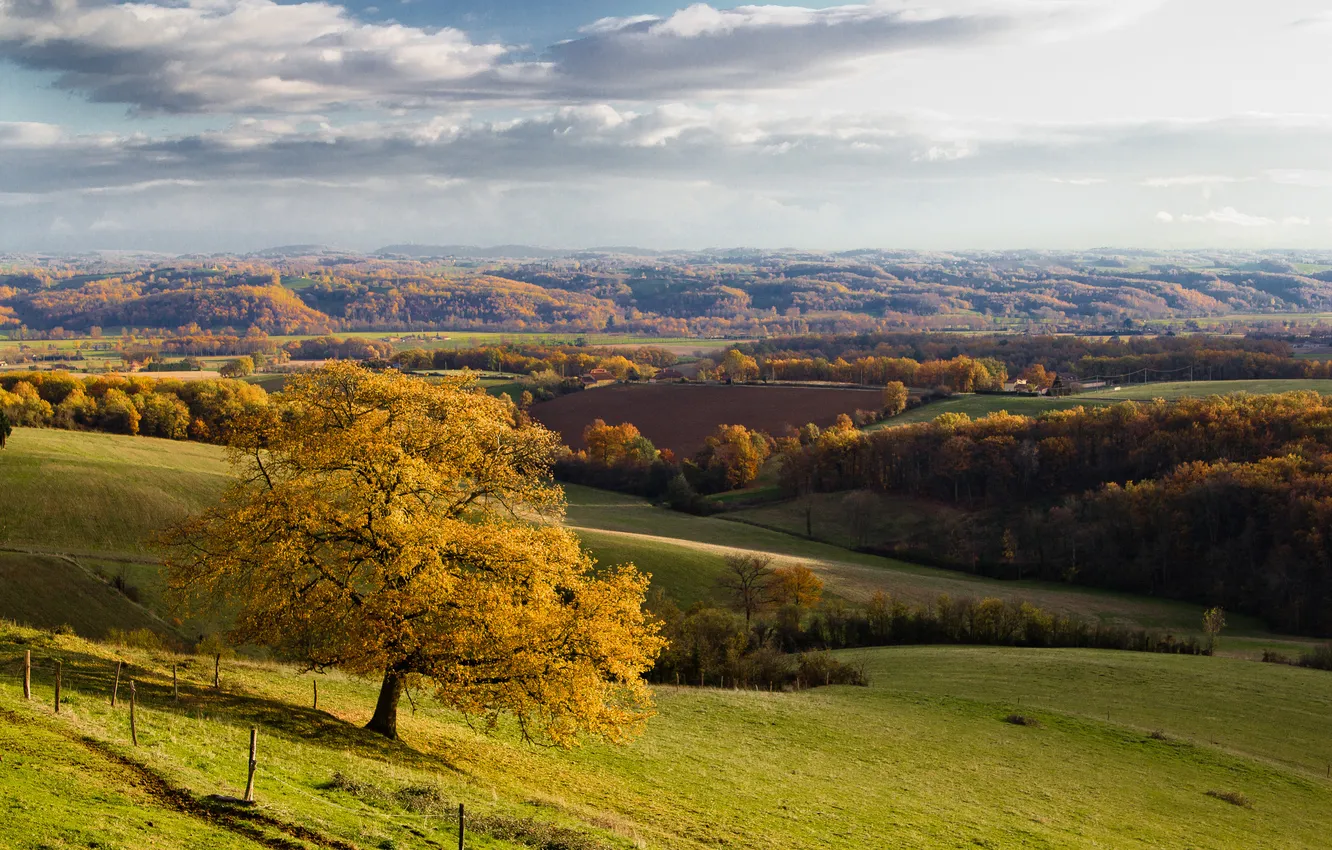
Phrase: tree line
[
  {"left": 0, "top": 371, "right": 267, "bottom": 442},
  {"left": 773, "top": 393, "right": 1332, "bottom": 636}
]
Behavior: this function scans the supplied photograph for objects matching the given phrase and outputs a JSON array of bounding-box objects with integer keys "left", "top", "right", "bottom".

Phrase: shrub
[
  {"left": 1261, "top": 650, "right": 1292, "bottom": 665},
  {"left": 106, "top": 628, "right": 167, "bottom": 651},
  {"left": 1205, "top": 790, "right": 1252, "bottom": 809},
  {"left": 1004, "top": 714, "right": 1040, "bottom": 727},
  {"left": 1148, "top": 730, "right": 1169, "bottom": 741},
  {"left": 1298, "top": 644, "right": 1332, "bottom": 671}
]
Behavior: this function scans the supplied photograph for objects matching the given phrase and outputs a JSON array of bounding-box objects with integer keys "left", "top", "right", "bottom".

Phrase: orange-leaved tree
[{"left": 163, "top": 362, "right": 664, "bottom": 742}]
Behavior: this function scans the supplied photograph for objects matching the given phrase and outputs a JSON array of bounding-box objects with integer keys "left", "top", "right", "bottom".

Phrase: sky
[{"left": 2, "top": 0, "right": 1332, "bottom": 253}]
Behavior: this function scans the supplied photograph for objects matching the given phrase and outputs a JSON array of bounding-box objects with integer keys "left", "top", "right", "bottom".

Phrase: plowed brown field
[{"left": 531, "top": 382, "right": 884, "bottom": 455}]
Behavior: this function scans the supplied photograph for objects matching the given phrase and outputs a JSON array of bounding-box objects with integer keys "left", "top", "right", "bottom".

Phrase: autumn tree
[
  {"left": 719, "top": 349, "right": 759, "bottom": 383},
  {"left": 769, "top": 565, "right": 824, "bottom": 610},
  {"left": 164, "top": 363, "right": 664, "bottom": 742},
  {"left": 219, "top": 356, "right": 254, "bottom": 378},
  {"left": 1018, "top": 364, "right": 1053, "bottom": 390},
  {"left": 882, "top": 381, "right": 908, "bottom": 416},
  {"left": 699, "top": 424, "right": 772, "bottom": 489},
  {"left": 0, "top": 408, "right": 10, "bottom": 449},
  {"left": 717, "top": 553, "right": 774, "bottom": 623}
]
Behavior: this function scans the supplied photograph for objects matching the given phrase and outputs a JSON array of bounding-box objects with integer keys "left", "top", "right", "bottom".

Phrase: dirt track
[{"left": 531, "top": 382, "right": 883, "bottom": 455}]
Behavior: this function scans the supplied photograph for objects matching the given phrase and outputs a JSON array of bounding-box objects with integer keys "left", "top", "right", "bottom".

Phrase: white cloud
[
  {"left": 1266, "top": 169, "right": 1332, "bottom": 187},
  {"left": 1155, "top": 211, "right": 1174, "bottom": 223},
  {"left": 0, "top": 122, "right": 63, "bottom": 148},
  {"left": 1180, "top": 207, "right": 1274, "bottom": 227},
  {"left": 1141, "top": 175, "right": 1245, "bottom": 187},
  {"left": 1282, "top": 216, "right": 1311, "bottom": 226}
]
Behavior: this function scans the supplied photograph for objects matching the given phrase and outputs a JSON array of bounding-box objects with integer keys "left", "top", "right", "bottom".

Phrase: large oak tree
[{"left": 165, "top": 362, "right": 663, "bottom": 742}]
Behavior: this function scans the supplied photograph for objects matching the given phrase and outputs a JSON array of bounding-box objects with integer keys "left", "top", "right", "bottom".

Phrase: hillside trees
[
  {"left": 0, "top": 408, "right": 9, "bottom": 448},
  {"left": 164, "top": 363, "right": 663, "bottom": 741}
]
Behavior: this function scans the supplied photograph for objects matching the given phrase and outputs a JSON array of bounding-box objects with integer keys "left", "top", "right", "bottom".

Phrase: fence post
[
  {"left": 130, "top": 681, "right": 138, "bottom": 746},
  {"left": 243, "top": 728, "right": 257, "bottom": 803},
  {"left": 313, "top": 679, "right": 318, "bottom": 710},
  {"left": 54, "top": 661, "right": 62, "bottom": 714},
  {"left": 23, "top": 650, "right": 31, "bottom": 700},
  {"left": 214, "top": 654, "right": 221, "bottom": 690},
  {"left": 112, "top": 661, "right": 123, "bottom": 707},
  {"left": 173, "top": 665, "right": 178, "bottom": 701},
  {"left": 458, "top": 802, "right": 465, "bottom": 850}
]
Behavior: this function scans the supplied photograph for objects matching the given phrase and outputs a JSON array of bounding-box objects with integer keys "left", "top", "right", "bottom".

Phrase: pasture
[
  {"left": 869, "top": 378, "right": 1332, "bottom": 430},
  {"left": 533, "top": 383, "right": 884, "bottom": 455},
  {"left": 3, "top": 623, "right": 1331, "bottom": 849}
]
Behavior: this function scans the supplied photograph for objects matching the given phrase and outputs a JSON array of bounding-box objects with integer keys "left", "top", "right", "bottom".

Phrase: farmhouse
[{"left": 581, "top": 368, "right": 616, "bottom": 384}]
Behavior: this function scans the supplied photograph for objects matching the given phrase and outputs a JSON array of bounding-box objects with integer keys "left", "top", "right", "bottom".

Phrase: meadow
[
  {"left": 3, "top": 428, "right": 1332, "bottom": 848},
  {"left": 0, "top": 428, "right": 1311, "bottom": 655},
  {"left": 869, "top": 378, "right": 1332, "bottom": 429},
  {"left": 3, "top": 622, "right": 1330, "bottom": 850}
]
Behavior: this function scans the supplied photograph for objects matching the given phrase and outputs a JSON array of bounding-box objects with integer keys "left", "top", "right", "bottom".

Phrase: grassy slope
[
  {"left": 562, "top": 486, "right": 1286, "bottom": 643},
  {"left": 3, "top": 623, "right": 1331, "bottom": 850},
  {"left": 0, "top": 429, "right": 233, "bottom": 640}
]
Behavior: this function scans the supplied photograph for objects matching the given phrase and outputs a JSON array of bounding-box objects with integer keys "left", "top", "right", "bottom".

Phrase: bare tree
[
  {"left": 841, "top": 491, "right": 880, "bottom": 548},
  {"left": 718, "top": 554, "right": 775, "bottom": 623},
  {"left": 1203, "top": 607, "right": 1226, "bottom": 655}
]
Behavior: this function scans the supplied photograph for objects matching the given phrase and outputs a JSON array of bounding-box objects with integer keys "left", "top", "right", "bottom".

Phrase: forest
[
  {"left": 7, "top": 249, "right": 1332, "bottom": 338},
  {"left": 775, "top": 394, "right": 1332, "bottom": 636}
]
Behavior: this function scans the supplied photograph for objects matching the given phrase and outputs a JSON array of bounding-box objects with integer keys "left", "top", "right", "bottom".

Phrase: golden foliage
[{"left": 164, "top": 362, "right": 663, "bottom": 744}]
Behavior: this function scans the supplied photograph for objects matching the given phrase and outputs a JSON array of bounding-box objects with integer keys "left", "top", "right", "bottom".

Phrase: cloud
[
  {"left": 0, "top": 122, "right": 63, "bottom": 147},
  {"left": 0, "top": 0, "right": 1157, "bottom": 113},
  {"left": 1140, "top": 175, "right": 1245, "bottom": 187},
  {"left": 1047, "top": 177, "right": 1108, "bottom": 185},
  {"left": 1155, "top": 211, "right": 1173, "bottom": 223},
  {"left": 1292, "top": 12, "right": 1332, "bottom": 28},
  {"left": 0, "top": 0, "right": 512, "bottom": 113},
  {"left": 1180, "top": 207, "right": 1274, "bottom": 227},
  {"left": 1266, "top": 169, "right": 1332, "bottom": 187},
  {"left": 2, "top": 110, "right": 1332, "bottom": 199},
  {"left": 1282, "top": 216, "right": 1311, "bottom": 226}
]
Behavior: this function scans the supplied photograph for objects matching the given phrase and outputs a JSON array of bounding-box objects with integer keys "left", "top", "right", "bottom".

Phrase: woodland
[{"left": 7, "top": 249, "right": 1332, "bottom": 338}]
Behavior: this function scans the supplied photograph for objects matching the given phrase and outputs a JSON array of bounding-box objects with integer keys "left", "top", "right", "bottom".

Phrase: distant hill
[
  {"left": 374, "top": 244, "right": 571, "bottom": 259},
  {"left": 246, "top": 244, "right": 349, "bottom": 258}
]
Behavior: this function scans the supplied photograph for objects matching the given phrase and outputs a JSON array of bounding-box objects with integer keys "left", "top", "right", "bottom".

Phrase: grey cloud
[
  {"left": 0, "top": 0, "right": 1147, "bottom": 113},
  {"left": 3, "top": 110, "right": 1332, "bottom": 200}
]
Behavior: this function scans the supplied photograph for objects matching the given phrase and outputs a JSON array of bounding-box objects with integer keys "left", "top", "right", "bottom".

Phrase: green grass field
[
  {"left": 3, "top": 623, "right": 1331, "bottom": 849},
  {"left": 562, "top": 486, "right": 1299, "bottom": 649},
  {"left": 868, "top": 379, "right": 1332, "bottom": 429},
  {"left": 5, "top": 428, "right": 1332, "bottom": 848}
]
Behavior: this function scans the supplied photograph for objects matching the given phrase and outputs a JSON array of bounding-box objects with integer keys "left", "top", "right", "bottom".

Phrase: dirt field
[{"left": 532, "top": 382, "right": 884, "bottom": 455}]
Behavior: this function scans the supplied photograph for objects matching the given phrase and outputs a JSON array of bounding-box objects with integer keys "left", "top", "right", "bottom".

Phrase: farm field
[
  {"left": 3, "top": 622, "right": 1331, "bottom": 849},
  {"left": 532, "top": 383, "right": 885, "bottom": 455},
  {"left": 868, "top": 378, "right": 1332, "bottom": 429}
]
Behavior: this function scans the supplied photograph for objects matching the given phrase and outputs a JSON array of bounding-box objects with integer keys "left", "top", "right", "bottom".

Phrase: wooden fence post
[
  {"left": 112, "top": 661, "right": 123, "bottom": 707},
  {"left": 172, "top": 665, "right": 178, "bottom": 701},
  {"left": 458, "top": 802, "right": 465, "bottom": 850},
  {"left": 23, "top": 650, "right": 31, "bottom": 700},
  {"left": 313, "top": 679, "right": 318, "bottom": 710},
  {"left": 214, "top": 654, "right": 221, "bottom": 690},
  {"left": 243, "top": 728, "right": 257, "bottom": 803},
  {"left": 130, "top": 681, "right": 138, "bottom": 746},
  {"left": 54, "top": 661, "right": 62, "bottom": 713}
]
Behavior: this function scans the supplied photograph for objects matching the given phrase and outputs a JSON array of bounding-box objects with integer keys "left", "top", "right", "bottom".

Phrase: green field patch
[{"left": 4, "top": 628, "right": 1332, "bottom": 849}]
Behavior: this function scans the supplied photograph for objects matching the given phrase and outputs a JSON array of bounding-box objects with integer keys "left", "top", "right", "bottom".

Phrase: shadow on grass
[{"left": 0, "top": 633, "right": 467, "bottom": 776}]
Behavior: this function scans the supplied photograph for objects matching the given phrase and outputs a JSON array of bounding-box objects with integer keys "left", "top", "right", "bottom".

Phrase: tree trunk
[{"left": 365, "top": 671, "right": 403, "bottom": 739}]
